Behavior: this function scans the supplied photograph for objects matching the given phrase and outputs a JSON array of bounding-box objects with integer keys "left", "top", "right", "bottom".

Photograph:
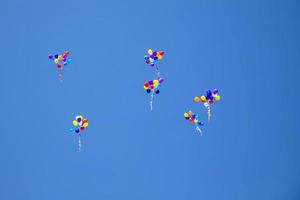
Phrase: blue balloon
[
  {"left": 198, "top": 122, "right": 204, "bottom": 126},
  {"left": 146, "top": 89, "right": 151, "bottom": 93},
  {"left": 155, "top": 90, "right": 160, "bottom": 94},
  {"left": 144, "top": 55, "right": 149, "bottom": 60},
  {"left": 54, "top": 54, "right": 59, "bottom": 58},
  {"left": 75, "top": 129, "right": 80, "bottom": 133},
  {"left": 69, "top": 128, "right": 74, "bottom": 133}
]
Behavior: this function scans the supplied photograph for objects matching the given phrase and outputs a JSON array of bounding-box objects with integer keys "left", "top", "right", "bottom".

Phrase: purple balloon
[
  {"left": 159, "top": 78, "right": 164, "bottom": 83},
  {"left": 148, "top": 80, "right": 153, "bottom": 85},
  {"left": 77, "top": 118, "right": 81, "bottom": 122},
  {"left": 153, "top": 51, "right": 157, "bottom": 56},
  {"left": 213, "top": 89, "right": 219, "bottom": 94},
  {"left": 48, "top": 54, "right": 53, "bottom": 59},
  {"left": 150, "top": 63, "right": 155, "bottom": 67}
]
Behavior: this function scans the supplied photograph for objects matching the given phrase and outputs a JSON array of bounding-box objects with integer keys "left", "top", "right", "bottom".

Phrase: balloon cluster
[
  {"left": 70, "top": 115, "right": 89, "bottom": 133},
  {"left": 144, "top": 49, "right": 165, "bottom": 67},
  {"left": 184, "top": 111, "right": 204, "bottom": 127},
  {"left": 143, "top": 77, "right": 164, "bottom": 94},
  {"left": 48, "top": 51, "right": 71, "bottom": 69},
  {"left": 194, "top": 89, "right": 221, "bottom": 107}
]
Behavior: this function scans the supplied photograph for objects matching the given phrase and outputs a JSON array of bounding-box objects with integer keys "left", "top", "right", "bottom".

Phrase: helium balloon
[
  {"left": 184, "top": 110, "right": 204, "bottom": 135},
  {"left": 48, "top": 50, "right": 71, "bottom": 80},
  {"left": 194, "top": 89, "right": 221, "bottom": 121},
  {"left": 70, "top": 115, "right": 89, "bottom": 151}
]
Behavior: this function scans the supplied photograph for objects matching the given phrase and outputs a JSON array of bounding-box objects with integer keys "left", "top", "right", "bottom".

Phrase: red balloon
[
  {"left": 144, "top": 82, "right": 149, "bottom": 87},
  {"left": 57, "top": 64, "right": 62, "bottom": 68},
  {"left": 80, "top": 126, "right": 85, "bottom": 131}
]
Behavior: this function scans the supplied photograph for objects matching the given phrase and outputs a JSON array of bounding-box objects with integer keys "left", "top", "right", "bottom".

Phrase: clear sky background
[{"left": 1, "top": 0, "right": 300, "bottom": 199}]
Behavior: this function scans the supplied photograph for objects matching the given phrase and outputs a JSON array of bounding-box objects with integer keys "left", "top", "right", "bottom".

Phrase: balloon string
[
  {"left": 207, "top": 106, "right": 211, "bottom": 122},
  {"left": 58, "top": 68, "right": 63, "bottom": 81},
  {"left": 150, "top": 91, "right": 154, "bottom": 111},
  {"left": 196, "top": 126, "right": 202, "bottom": 135},
  {"left": 78, "top": 134, "right": 82, "bottom": 152},
  {"left": 155, "top": 65, "right": 160, "bottom": 79}
]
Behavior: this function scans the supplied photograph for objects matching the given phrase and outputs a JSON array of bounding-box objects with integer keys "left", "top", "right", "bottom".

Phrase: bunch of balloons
[
  {"left": 194, "top": 89, "right": 221, "bottom": 121},
  {"left": 143, "top": 49, "right": 165, "bottom": 111},
  {"left": 144, "top": 49, "right": 165, "bottom": 67},
  {"left": 69, "top": 115, "right": 89, "bottom": 151},
  {"left": 48, "top": 51, "right": 71, "bottom": 80},
  {"left": 143, "top": 78, "right": 164, "bottom": 94},
  {"left": 184, "top": 110, "right": 204, "bottom": 135}
]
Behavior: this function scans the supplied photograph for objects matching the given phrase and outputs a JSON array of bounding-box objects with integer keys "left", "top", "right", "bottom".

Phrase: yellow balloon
[
  {"left": 200, "top": 96, "right": 206, "bottom": 102},
  {"left": 188, "top": 110, "right": 193, "bottom": 115},
  {"left": 184, "top": 113, "right": 189, "bottom": 117},
  {"left": 153, "top": 80, "right": 159, "bottom": 86},
  {"left": 54, "top": 59, "right": 58, "bottom": 64},
  {"left": 157, "top": 54, "right": 162, "bottom": 60},
  {"left": 83, "top": 122, "right": 89, "bottom": 127},
  {"left": 215, "top": 95, "right": 221, "bottom": 101},
  {"left": 194, "top": 97, "right": 200, "bottom": 103},
  {"left": 144, "top": 85, "right": 148, "bottom": 90},
  {"left": 73, "top": 120, "right": 78, "bottom": 126},
  {"left": 194, "top": 119, "right": 198, "bottom": 123},
  {"left": 148, "top": 49, "right": 153, "bottom": 55}
]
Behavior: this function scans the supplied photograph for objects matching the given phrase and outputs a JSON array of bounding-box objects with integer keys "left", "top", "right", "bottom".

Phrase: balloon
[
  {"left": 215, "top": 95, "right": 221, "bottom": 101},
  {"left": 54, "top": 54, "right": 59, "bottom": 58},
  {"left": 204, "top": 102, "right": 209, "bottom": 107},
  {"left": 184, "top": 113, "right": 189, "bottom": 117},
  {"left": 159, "top": 78, "right": 164, "bottom": 83},
  {"left": 75, "top": 129, "right": 80, "bottom": 133},
  {"left": 159, "top": 51, "right": 164, "bottom": 56},
  {"left": 213, "top": 89, "right": 219, "bottom": 94},
  {"left": 200, "top": 96, "right": 206, "bottom": 102},
  {"left": 148, "top": 49, "right": 153, "bottom": 55},
  {"left": 144, "top": 55, "right": 149, "bottom": 60},
  {"left": 188, "top": 110, "right": 193, "bottom": 115},
  {"left": 194, "top": 119, "right": 198, "bottom": 123},
  {"left": 146, "top": 89, "right": 151, "bottom": 93},
  {"left": 48, "top": 54, "right": 53, "bottom": 59},
  {"left": 83, "top": 122, "right": 89, "bottom": 127},
  {"left": 153, "top": 79, "right": 159, "bottom": 86},
  {"left": 77, "top": 117, "right": 82, "bottom": 122},
  {"left": 144, "top": 85, "right": 148, "bottom": 90},
  {"left": 155, "top": 90, "right": 160, "bottom": 94},
  {"left": 69, "top": 128, "right": 74, "bottom": 132},
  {"left": 54, "top": 59, "right": 58, "bottom": 64},
  {"left": 148, "top": 80, "right": 153, "bottom": 85},
  {"left": 58, "top": 55, "right": 63, "bottom": 60},
  {"left": 80, "top": 126, "right": 85, "bottom": 131},
  {"left": 73, "top": 120, "right": 78, "bottom": 126},
  {"left": 194, "top": 97, "right": 200, "bottom": 102}
]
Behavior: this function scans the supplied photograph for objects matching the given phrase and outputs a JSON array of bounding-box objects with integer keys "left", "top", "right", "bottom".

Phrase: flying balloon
[
  {"left": 144, "top": 77, "right": 164, "bottom": 110},
  {"left": 48, "top": 51, "right": 71, "bottom": 80},
  {"left": 194, "top": 89, "right": 221, "bottom": 121},
  {"left": 69, "top": 115, "right": 89, "bottom": 151},
  {"left": 144, "top": 49, "right": 165, "bottom": 79},
  {"left": 184, "top": 110, "right": 204, "bottom": 135}
]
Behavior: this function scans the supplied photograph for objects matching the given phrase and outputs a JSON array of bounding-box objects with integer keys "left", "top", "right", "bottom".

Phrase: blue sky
[{"left": 1, "top": 0, "right": 300, "bottom": 199}]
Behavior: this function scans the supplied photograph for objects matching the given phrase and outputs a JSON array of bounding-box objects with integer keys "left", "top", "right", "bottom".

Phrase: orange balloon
[{"left": 194, "top": 97, "right": 200, "bottom": 103}]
